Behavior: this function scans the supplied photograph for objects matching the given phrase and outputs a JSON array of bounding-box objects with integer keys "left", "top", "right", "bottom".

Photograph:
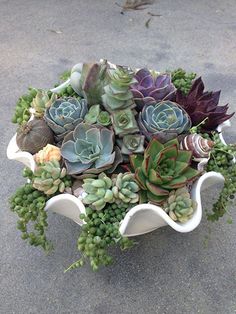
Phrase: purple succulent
[
  {"left": 130, "top": 69, "right": 176, "bottom": 110},
  {"left": 175, "top": 77, "right": 235, "bottom": 131}
]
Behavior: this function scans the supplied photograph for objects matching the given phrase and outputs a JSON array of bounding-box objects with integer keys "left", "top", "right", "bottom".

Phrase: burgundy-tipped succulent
[
  {"left": 130, "top": 138, "right": 200, "bottom": 204},
  {"left": 175, "top": 77, "right": 234, "bottom": 131},
  {"left": 130, "top": 69, "right": 176, "bottom": 110}
]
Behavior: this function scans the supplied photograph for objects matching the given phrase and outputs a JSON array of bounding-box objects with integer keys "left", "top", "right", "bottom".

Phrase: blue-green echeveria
[
  {"left": 44, "top": 98, "right": 88, "bottom": 142},
  {"left": 61, "top": 122, "right": 123, "bottom": 175},
  {"left": 139, "top": 101, "right": 191, "bottom": 141}
]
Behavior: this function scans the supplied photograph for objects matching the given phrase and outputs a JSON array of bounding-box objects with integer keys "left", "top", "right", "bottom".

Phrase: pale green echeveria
[
  {"left": 118, "top": 134, "right": 145, "bottom": 155},
  {"left": 85, "top": 104, "right": 100, "bottom": 124},
  {"left": 112, "top": 173, "right": 140, "bottom": 204},
  {"left": 164, "top": 187, "right": 197, "bottom": 223},
  {"left": 102, "top": 66, "right": 137, "bottom": 112},
  {"left": 44, "top": 98, "right": 88, "bottom": 142},
  {"left": 70, "top": 60, "right": 109, "bottom": 106},
  {"left": 112, "top": 108, "right": 139, "bottom": 137},
  {"left": 97, "top": 111, "right": 111, "bottom": 126},
  {"left": 82, "top": 172, "right": 114, "bottom": 210},
  {"left": 139, "top": 101, "right": 191, "bottom": 141},
  {"left": 61, "top": 122, "right": 123, "bottom": 175},
  {"left": 85, "top": 104, "right": 111, "bottom": 126}
]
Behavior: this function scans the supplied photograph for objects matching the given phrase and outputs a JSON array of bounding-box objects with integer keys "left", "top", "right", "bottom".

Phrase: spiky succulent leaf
[{"left": 175, "top": 77, "right": 234, "bottom": 131}]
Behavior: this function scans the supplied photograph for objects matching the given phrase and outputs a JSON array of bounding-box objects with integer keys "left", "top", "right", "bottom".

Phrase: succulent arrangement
[{"left": 8, "top": 60, "right": 236, "bottom": 272}]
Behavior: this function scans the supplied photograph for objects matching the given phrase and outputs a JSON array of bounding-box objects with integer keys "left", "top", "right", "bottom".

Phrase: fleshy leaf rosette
[
  {"left": 139, "top": 101, "right": 191, "bottom": 141},
  {"left": 112, "top": 108, "right": 139, "bottom": 136},
  {"left": 32, "top": 160, "right": 68, "bottom": 195},
  {"left": 175, "top": 77, "right": 234, "bottom": 131},
  {"left": 102, "top": 66, "right": 137, "bottom": 112},
  {"left": 61, "top": 122, "right": 122, "bottom": 175},
  {"left": 82, "top": 173, "right": 114, "bottom": 210},
  {"left": 163, "top": 187, "right": 197, "bottom": 223},
  {"left": 112, "top": 173, "right": 140, "bottom": 204},
  {"left": 118, "top": 134, "right": 145, "bottom": 155},
  {"left": 130, "top": 138, "right": 199, "bottom": 204},
  {"left": 131, "top": 69, "right": 176, "bottom": 110},
  {"left": 44, "top": 98, "right": 88, "bottom": 142}
]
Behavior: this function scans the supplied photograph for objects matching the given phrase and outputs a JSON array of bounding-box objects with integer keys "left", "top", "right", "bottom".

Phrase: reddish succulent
[{"left": 175, "top": 77, "right": 234, "bottom": 131}]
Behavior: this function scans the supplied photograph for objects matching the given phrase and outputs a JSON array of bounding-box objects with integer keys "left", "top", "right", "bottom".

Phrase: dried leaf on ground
[{"left": 116, "top": 0, "right": 154, "bottom": 12}]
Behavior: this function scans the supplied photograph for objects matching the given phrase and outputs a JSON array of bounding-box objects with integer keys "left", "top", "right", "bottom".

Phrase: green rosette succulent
[
  {"left": 130, "top": 138, "right": 199, "bottom": 204},
  {"left": 32, "top": 160, "right": 70, "bottom": 195},
  {"left": 61, "top": 122, "right": 123, "bottom": 175},
  {"left": 112, "top": 108, "right": 139, "bottom": 136},
  {"left": 82, "top": 173, "right": 114, "bottom": 210},
  {"left": 112, "top": 173, "right": 140, "bottom": 204},
  {"left": 44, "top": 97, "right": 88, "bottom": 142},
  {"left": 163, "top": 187, "right": 197, "bottom": 222},
  {"left": 97, "top": 111, "right": 111, "bottom": 126},
  {"left": 85, "top": 105, "right": 101, "bottom": 124},
  {"left": 102, "top": 66, "right": 137, "bottom": 112},
  {"left": 70, "top": 60, "right": 109, "bottom": 105},
  {"left": 117, "top": 134, "right": 145, "bottom": 155},
  {"left": 32, "top": 90, "right": 57, "bottom": 118},
  {"left": 139, "top": 101, "right": 191, "bottom": 141},
  {"left": 85, "top": 105, "right": 111, "bottom": 127}
]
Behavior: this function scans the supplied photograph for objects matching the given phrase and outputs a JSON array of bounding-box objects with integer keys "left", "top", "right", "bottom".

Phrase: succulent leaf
[
  {"left": 139, "top": 101, "right": 191, "bottom": 141},
  {"left": 131, "top": 69, "right": 176, "bottom": 110},
  {"left": 61, "top": 122, "right": 122, "bottom": 176},
  {"left": 44, "top": 97, "right": 88, "bottom": 142},
  {"left": 164, "top": 187, "right": 197, "bottom": 222},
  {"left": 175, "top": 77, "right": 234, "bottom": 131},
  {"left": 82, "top": 172, "right": 114, "bottom": 210},
  {"left": 130, "top": 138, "right": 200, "bottom": 204}
]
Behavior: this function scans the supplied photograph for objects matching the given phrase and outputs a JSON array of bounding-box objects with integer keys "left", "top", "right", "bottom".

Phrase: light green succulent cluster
[
  {"left": 102, "top": 66, "right": 137, "bottom": 112},
  {"left": 31, "top": 90, "right": 56, "bottom": 118},
  {"left": 82, "top": 173, "right": 114, "bottom": 210},
  {"left": 112, "top": 173, "right": 140, "bottom": 204},
  {"left": 32, "top": 160, "right": 68, "bottom": 195},
  {"left": 82, "top": 172, "right": 140, "bottom": 210},
  {"left": 164, "top": 187, "right": 197, "bottom": 223}
]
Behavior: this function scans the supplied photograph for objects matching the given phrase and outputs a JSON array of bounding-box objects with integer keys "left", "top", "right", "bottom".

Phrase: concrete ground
[{"left": 1, "top": 0, "right": 236, "bottom": 313}]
